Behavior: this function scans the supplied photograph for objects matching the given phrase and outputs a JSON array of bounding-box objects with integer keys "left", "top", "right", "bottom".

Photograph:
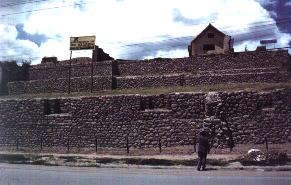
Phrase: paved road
[{"left": 0, "top": 163, "right": 291, "bottom": 185}]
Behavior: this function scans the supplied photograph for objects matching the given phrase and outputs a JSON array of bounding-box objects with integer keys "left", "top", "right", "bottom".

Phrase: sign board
[
  {"left": 70, "top": 36, "right": 96, "bottom": 50},
  {"left": 260, "top": 39, "right": 277, "bottom": 45}
]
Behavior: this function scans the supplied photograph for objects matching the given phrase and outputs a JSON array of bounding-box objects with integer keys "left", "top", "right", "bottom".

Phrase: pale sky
[{"left": 0, "top": 0, "right": 291, "bottom": 64}]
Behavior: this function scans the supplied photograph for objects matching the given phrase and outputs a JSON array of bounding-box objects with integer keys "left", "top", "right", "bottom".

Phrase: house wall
[{"left": 189, "top": 26, "right": 231, "bottom": 56}]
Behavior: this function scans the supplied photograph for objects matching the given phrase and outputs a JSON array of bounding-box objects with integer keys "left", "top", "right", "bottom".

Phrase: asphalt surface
[{"left": 0, "top": 163, "right": 291, "bottom": 185}]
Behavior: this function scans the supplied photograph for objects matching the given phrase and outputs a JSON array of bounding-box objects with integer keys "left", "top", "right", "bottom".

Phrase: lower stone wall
[
  {"left": 0, "top": 89, "right": 290, "bottom": 150},
  {"left": 8, "top": 76, "right": 112, "bottom": 95}
]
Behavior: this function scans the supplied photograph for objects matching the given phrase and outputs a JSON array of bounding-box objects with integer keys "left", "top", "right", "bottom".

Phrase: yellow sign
[{"left": 70, "top": 36, "right": 96, "bottom": 50}]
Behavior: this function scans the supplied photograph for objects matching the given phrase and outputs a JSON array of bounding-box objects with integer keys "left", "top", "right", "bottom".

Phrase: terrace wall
[
  {"left": 0, "top": 89, "right": 290, "bottom": 150},
  {"left": 118, "top": 50, "right": 289, "bottom": 76},
  {"left": 6, "top": 50, "right": 291, "bottom": 95}
]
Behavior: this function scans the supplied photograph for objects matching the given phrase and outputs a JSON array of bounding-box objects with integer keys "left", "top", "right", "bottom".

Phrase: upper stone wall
[
  {"left": 29, "top": 58, "right": 113, "bottom": 80},
  {"left": 29, "top": 50, "right": 289, "bottom": 81},
  {"left": 5, "top": 50, "right": 290, "bottom": 95},
  {"left": 118, "top": 50, "right": 289, "bottom": 76}
]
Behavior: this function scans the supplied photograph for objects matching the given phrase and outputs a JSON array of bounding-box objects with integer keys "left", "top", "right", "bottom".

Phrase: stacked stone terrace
[
  {"left": 116, "top": 50, "right": 289, "bottom": 89},
  {"left": 8, "top": 50, "right": 290, "bottom": 95},
  {"left": 0, "top": 89, "right": 290, "bottom": 149},
  {"left": 1, "top": 50, "right": 291, "bottom": 152}
]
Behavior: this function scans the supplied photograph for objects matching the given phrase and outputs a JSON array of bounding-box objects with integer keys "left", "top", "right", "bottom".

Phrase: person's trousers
[{"left": 197, "top": 151, "right": 207, "bottom": 171}]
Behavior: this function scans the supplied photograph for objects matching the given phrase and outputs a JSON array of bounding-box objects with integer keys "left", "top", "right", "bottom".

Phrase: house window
[
  {"left": 203, "top": 44, "right": 215, "bottom": 51},
  {"left": 207, "top": 33, "right": 214, "bottom": 38}
]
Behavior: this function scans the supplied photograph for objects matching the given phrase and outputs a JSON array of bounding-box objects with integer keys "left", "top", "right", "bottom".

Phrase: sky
[{"left": 0, "top": 0, "right": 291, "bottom": 64}]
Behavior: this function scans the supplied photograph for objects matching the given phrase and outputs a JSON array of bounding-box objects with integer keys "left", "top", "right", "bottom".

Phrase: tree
[{"left": 0, "top": 60, "right": 31, "bottom": 95}]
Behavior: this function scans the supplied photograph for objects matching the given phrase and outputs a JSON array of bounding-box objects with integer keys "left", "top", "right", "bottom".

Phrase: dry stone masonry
[
  {"left": 7, "top": 50, "right": 290, "bottom": 95},
  {"left": 2, "top": 49, "right": 291, "bottom": 152},
  {"left": 0, "top": 89, "right": 290, "bottom": 149}
]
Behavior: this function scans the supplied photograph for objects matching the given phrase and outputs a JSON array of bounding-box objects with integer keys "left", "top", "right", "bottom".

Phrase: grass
[
  {"left": 0, "top": 153, "right": 227, "bottom": 167},
  {"left": 1, "top": 81, "right": 291, "bottom": 100},
  {"left": 94, "top": 157, "right": 228, "bottom": 167},
  {"left": 0, "top": 154, "right": 30, "bottom": 163},
  {"left": 95, "top": 157, "right": 119, "bottom": 164},
  {"left": 0, "top": 153, "right": 289, "bottom": 168},
  {"left": 0, "top": 154, "right": 56, "bottom": 165},
  {"left": 59, "top": 156, "right": 86, "bottom": 163},
  {"left": 31, "top": 160, "right": 48, "bottom": 165},
  {"left": 125, "top": 158, "right": 175, "bottom": 166}
]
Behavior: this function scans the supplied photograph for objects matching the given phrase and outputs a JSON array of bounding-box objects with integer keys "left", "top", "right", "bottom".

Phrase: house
[{"left": 188, "top": 24, "right": 233, "bottom": 56}]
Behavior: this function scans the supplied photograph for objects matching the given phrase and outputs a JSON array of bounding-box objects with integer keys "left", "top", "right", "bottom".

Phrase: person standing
[{"left": 197, "top": 130, "right": 210, "bottom": 171}]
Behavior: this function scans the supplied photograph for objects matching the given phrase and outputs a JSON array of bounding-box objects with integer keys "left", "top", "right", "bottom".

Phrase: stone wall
[
  {"left": 8, "top": 76, "right": 112, "bottom": 95},
  {"left": 118, "top": 50, "right": 289, "bottom": 76},
  {"left": 184, "top": 72, "right": 288, "bottom": 86},
  {"left": 116, "top": 74, "right": 184, "bottom": 89},
  {"left": 116, "top": 72, "right": 288, "bottom": 89},
  {"left": 6, "top": 50, "right": 290, "bottom": 95},
  {"left": 1, "top": 89, "right": 290, "bottom": 149},
  {"left": 29, "top": 60, "right": 113, "bottom": 80}
]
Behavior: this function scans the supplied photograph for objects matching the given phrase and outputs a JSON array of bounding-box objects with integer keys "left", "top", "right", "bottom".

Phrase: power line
[
  {"left": 111, "top": 21, "right": 291, "bottom": 50},
  {"left": 0, "top": 0, "right": 49, "bottom": 8},
  {"left": 1, "top": 21, "right": 290, "bottom": 54},
  {"left": 106, "top": 18, "right": 291, "bottom": 49},
  {"left": 2, "top": 22, "right": 290, "bottom": 60},
  {"left": 1, "top": 19, "right": 291, "bottom": 60},
  {"left": 1, "top": 1, "right": 95, "bottom": 17}
]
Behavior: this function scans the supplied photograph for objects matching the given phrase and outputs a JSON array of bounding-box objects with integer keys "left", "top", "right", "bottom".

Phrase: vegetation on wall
[{"left": 0, "top": 60, "right": 30, "bottom": 95}]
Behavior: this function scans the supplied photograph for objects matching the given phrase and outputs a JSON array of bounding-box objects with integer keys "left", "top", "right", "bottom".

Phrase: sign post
[
  {"left": 69, "top": 36, "right": 96, "bottom": 94},
  {"left": 68, "top": 50, "right": 72, "bottom": 94}
]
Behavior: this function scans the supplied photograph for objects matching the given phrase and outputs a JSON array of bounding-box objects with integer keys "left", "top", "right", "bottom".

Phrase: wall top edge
[{"left": 0, "top": 88, "right": 289, "bottom": 102}]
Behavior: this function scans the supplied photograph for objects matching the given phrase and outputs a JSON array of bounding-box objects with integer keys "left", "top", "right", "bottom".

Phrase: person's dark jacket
[{"left": 197, "top": 134, "right": 210, "bottom": 153}]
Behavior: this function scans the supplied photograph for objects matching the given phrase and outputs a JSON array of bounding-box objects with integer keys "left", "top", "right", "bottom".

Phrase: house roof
[{"left": 191, "top": 24, "right": 228, "bottom": 43}]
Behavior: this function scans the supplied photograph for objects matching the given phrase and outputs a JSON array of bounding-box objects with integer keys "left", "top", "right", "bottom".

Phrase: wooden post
[
  {"left": 126, "top": 136, "right": 129, "bottom": 155},
  {"left": 67, "top": 137, "right": 70, "bottom": 153},
  {"left": 40, "top": 136, "right": 43, "bottom": 151},
  {"left": 90, "top": 48, "right": 94, "bottom": 93},
  {"left": 193, "top": 137, "right": 196, "bottom": 153},
  {"left": 265, "top": 137, "right": 268, "bottom": 152},
  {"left": 159, "top": 138, "right": 162, "bottom": 153},
  {"left": 95, "top": 137, "right": 98, "bottom": 154},
  {"left": 16, "top": 138, "right": 19, "bottom": 151},
  {"left": 68, "top": 50, "right": 72, "bottom": 94}
]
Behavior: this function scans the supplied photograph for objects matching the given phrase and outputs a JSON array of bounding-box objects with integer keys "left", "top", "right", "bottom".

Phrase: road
[{"left": 0, "top": 163, "right": 291, "bottom": 185}]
